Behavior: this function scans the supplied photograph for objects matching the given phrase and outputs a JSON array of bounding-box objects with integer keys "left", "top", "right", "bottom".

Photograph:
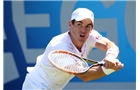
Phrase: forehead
[{"left": 76, "top": 18, "right": 93, "bottom": 25}]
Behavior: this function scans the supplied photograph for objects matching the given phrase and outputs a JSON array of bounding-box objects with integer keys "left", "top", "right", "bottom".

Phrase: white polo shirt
[{"left": 24, "top": 30, "right": 103, "bottom": 90}]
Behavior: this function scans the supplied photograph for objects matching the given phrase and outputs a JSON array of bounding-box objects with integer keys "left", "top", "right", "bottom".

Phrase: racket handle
[
  {"left": 101, "top": 61, "right": 115, "bottom": 75},
  {"left": 101, "top": 66, "right": 115, "bottom": 75},
  {"left": 98, "top": 61, "right": 105, "bottom": 66}
]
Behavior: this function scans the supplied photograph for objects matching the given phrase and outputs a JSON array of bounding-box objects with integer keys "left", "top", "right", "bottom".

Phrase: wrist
[
  {"left": 105, "top": 53, "right": 116, "bottom": 60},
  {"left": 101, "top": 66, "right": 115, "bottom": 75},
  {"left": 106, "top": 48, "right": 118, "bottom": 58}
]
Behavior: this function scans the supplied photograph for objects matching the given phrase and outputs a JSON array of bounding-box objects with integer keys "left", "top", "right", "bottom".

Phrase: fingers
[
  {"left": 114, "top": 61, "right": 124, "bottom": 71},
  {"left": 103, "top": 59, "right": 124, "bottom": 71},
  {"left": 103, "top": 59, "right": 115, "bottom": 69}
]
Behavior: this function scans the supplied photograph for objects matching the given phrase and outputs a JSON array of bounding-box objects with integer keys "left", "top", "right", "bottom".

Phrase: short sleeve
[
  {"left": 48, "top": 36, "right": 74, "bottom": 53},
  {"left": 89, "top": 30, "right": 103, "bottom": 47},
  {"left": 51, "top": 41, "right": 73, "bottom": 52}
]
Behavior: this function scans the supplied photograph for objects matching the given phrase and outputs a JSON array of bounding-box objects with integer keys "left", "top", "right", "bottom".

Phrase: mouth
[{"left": 80, "top": 34, "right": 85, "bottom": 38}]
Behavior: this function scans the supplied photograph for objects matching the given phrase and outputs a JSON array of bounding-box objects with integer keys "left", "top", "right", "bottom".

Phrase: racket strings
[{"left": 50, "top": 52, "right": 88, "bottom": 73}]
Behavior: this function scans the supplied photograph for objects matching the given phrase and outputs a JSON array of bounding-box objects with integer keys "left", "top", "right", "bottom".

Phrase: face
[{"left": 68, "top": 18, "right": 93, "bottom": 45}]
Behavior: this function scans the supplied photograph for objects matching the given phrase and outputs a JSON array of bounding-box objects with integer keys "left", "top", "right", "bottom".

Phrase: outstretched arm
[
  {"left": 74, "top": 37, "right": 124, "bottom": 82},
  {"left": 95, "top": 37, "right": 123, "bottom": 70},
  {"left": 74, "top": 65, "right": 106, "bottom": 82}
]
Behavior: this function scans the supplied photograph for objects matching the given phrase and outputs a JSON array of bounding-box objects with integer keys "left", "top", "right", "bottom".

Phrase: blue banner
[{"left": 4, "top": 1, "right": 136, "bottom": 90}]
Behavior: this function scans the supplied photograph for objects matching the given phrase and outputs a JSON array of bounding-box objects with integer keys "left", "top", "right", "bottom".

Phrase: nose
[{"left": 80, "top": 27, "right": 86, "bottom": 32}]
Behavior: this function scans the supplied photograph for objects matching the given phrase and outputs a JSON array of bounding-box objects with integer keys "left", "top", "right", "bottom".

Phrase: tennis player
[{"left": 22, "top": 8, "right": 124, "bottom": 90}]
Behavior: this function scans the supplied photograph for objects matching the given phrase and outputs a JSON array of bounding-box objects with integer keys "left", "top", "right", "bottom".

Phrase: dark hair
[{"left": 71, "top": 19, "right": 75, "bottom": 25}]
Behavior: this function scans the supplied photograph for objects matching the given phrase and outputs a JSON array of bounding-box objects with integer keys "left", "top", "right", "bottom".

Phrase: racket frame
[{"left": 48, "top": 50, "right": 104, "bottom": 74}]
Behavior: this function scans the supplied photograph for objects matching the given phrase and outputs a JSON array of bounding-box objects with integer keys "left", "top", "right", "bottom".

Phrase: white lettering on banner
[
  {"left": 101, "top": 1, "right": 115, "bottom": 8},
  {"left": 60, "top": 1, "right": 77, "bottom": 33},
  {"left": 4, "top": 53, "right": 19, "bottom": 83},
  {"left": 4, "top": 29, "right": 19, "bottom": 83},
  {"left": 125, "top": 1, "right": 136, "bottom": 51},
  {"left": 12, "top": 1, "right": 50, "bottom": 63}
]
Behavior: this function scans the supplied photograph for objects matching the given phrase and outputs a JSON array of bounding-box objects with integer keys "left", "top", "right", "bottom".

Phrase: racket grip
[
  {"left": 101, "top": 61, "right": 115, "bottom": 75},
  {"left": 101, "top": 66, "right": 115, "bottom": 75},
  {"left": 98, "top": 61, "right": 105, "bottom": 66}
]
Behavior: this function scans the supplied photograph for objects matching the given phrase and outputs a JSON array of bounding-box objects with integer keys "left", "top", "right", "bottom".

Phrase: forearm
[
  {"left": 74, "top": 66, "right": 106, "bottom": 82},
  {"left": 104, "top": 42, "right": 123, "bottom": 70},
  {"left": 105, "top": 41, "right": 119, "bottom": 58},
  {"left": 95, "top": 37, "right": 119, "bottom": 58}
]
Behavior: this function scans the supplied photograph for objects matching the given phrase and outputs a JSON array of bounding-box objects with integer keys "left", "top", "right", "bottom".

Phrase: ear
[{"left": 68, "top": 21, "right": 72, "bottom": 29}]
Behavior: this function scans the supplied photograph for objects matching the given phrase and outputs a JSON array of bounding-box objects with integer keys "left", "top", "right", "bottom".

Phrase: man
[{"left": 22, "top": 8, "right": 124, "bottom": 90}]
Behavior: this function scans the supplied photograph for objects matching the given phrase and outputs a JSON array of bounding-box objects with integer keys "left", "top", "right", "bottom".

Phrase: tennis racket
[{"left": 48, "top": 50, "right": 105, "bottom": 74}]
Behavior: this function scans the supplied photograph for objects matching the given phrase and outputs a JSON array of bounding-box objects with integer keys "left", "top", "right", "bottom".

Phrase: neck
[
  {"left": 68, "top": 32, "right": 83, "bottom": 52},
  {"left": 74, "top": 42, "right": 83, "bottom": 52}
]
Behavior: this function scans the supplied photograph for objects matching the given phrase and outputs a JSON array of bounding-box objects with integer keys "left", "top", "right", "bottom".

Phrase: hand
[{"left": 103, "top": 54, "right": 124, "bottom": 71}]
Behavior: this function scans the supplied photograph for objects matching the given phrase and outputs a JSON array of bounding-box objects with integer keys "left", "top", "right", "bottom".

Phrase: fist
[{"left": 103, "top": 58, "right": 124, "bottom": 71}]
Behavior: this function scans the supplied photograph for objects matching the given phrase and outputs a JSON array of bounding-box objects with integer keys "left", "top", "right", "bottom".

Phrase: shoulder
[
  {"left": 90, "top": 29, "right": 101, "bottom": 35},
  {"left": 52, "top": 32, "right": 69, "bottom": 41},
  {"left": 88, "top": 29, "right": 103, "bottom": 40},
  {"left": 86, "top": 29, "right": 103, "bottom": 46},
  {"left": 48, "top": 32, "right": 72, "bottom": 50}
]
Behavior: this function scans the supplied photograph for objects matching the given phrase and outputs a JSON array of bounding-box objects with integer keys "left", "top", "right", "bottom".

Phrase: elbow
[
  {"left": 76, "top": 75, "right": 90, "bottom": 82},
  {"left": 75, "top": 74, "right": 95, "bottom": 82},
  {"left": 79, "top": 73, "right": 99, "bottom": 82},
  {"left": 81, "top": 76, "right": 102, "bottom": 82},
  {"left": 81, "top": 77, "right": 91, "bottom": 82},
  {"left": 83, "top": 80, "right": 89, "bottom": 82}
]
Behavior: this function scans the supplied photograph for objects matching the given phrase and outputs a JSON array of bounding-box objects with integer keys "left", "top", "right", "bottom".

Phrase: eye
[
  {"left": 86, "top": 25, "right": 92, "bottom": 29},
  {"left": 77, "top": 23, "right": 82, "bottom": 27}
]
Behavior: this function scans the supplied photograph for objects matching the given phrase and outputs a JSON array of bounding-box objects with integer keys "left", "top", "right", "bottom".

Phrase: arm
[
  {"left": 95, "top": 37, "right": 123, "bottom": 70},
  {"left": 74, "top": 65, "right": 106, "bottom": 82},
  {"left": 75, "top": 37, "right": 124, "bottom": 82},
  {"left": 95, "top": 37, "right": 119, "bottom": 53},
  {"left": 95, "top": 37, "right": 119, "bottom": 59}
]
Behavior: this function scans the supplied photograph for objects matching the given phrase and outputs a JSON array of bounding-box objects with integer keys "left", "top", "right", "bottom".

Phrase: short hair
[{"left": 71, "top": 19, "right": 75, "bottom": 25}]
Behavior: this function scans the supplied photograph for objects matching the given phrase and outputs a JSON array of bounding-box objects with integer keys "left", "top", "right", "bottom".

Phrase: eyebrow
[
  {"left": 78, "top": 21, "right": 83, "bottom": 24},
  {"left": 78, "top": 21, "right": 93, "bottom": 26}
]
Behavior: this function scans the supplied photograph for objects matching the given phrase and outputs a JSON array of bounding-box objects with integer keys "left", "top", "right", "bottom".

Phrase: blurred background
[{"left": 4, "top": 0, "right": 136, "bottom": 90}]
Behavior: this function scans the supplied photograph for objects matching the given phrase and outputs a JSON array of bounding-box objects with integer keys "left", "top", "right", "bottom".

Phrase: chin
[{"left": 79, "top": 39, "right": 86, "bottom": 43}]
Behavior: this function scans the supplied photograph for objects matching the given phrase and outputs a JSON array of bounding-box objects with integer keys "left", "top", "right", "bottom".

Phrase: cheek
[
  {"left": 85, "top": 30, "right": 92, "bottom": 37},
  {"left": 71, "top": 27, "right": 78, "bottom": 33},
  {"left": 71, "top": 30, "right": 78, "bottom": 36},
  {"left": 86, "top": 29, "right": 91, "bottom": 34}
]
